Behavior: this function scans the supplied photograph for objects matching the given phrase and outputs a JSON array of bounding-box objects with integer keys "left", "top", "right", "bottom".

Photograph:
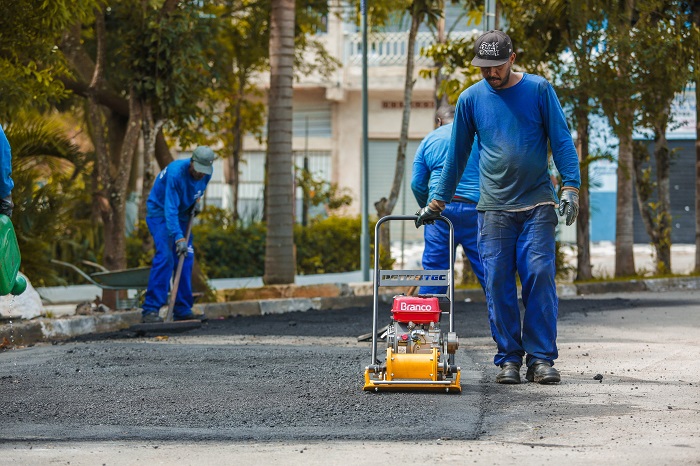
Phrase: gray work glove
[
  {"left": 415, "top": 206, "right": 442, "bottom": 228},
  {"left": 0, "top": 195, "right": 13, "bottom": 217},
  {"left": 558, "top": 187, "right": 579, "bottom": 226},
  {"left": 175, "top": 239, "right": 188, "bottom": 257}
]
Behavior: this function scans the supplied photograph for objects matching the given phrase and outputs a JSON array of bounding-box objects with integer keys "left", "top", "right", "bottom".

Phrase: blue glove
[
  {"left": 415, "top": 206, "right": 441, "bottom": 228},
  {"left": 175, "top": 239, "right": 188, "bottom": 256},
  {"left": 0, "top": 195, "right": 13, "bottom": 217},
  {"left": 558, "top": 188, "right": 579, "bottom": 226}
]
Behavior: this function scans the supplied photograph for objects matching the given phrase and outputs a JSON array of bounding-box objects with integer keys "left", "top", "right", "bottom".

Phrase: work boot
[
  {"left": 526, "top": 359, "right": 561, "bottom": 384},
  {"left": 495, "top": 362, "right": 521, "bottom": 384},
  {"left": 142, "top": 312, "right": 163, "bottom": 323},
  {"left": 174, "top": 312, "right": 207, "bottom": 322}
]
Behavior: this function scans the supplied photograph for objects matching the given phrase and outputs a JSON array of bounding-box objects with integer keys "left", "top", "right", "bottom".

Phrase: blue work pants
[
  {"left": 420, "top": 201, "right": 485, "bottom": 294},
  {"left": 477, "top": 205, "right": 559, "bottom": 368},
  {"left": 142, "top": 216, "right": 194, "bottom": 319}
]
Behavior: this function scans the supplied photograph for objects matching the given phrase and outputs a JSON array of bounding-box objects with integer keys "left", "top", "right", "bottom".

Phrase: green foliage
[
  {"left": 632, "top": 1, "right": 694, "bottom": 132},
  {"left": 126, "top": 220, "right": 153, "bottom": 269},
  {"left": 176, "top": 1, "right": 269, "bottom": 149},
  {"left": 295, "top": 167, "right": 353, "bottom": 214},
  {"left": 295, "top": 216, "right": 362, "bottom": 274},
  {"left": 6, "top": 114, "right": 97, "bottom": 286},
  {"left": 192, "top": 207, "right": 267, "bottom": 278},
  {"left": 173, "top": 0, "right": 338, "bottom": 150},
  {"left": 349, "top": 0, "right": 446, "bottom": 31},
  {"left": 295, "top": 216, "right": 394, "bottom": 274},
  {"left": 295, "top": 0, "right": 340, "bottom": 80},
  {"left": 0, "top": 0, "right": 102, "bottom": 119},
  {"left": 419, "top": 37, "right": 482, "bottom": 104},
  {"left": 187, "top": 210, "right": 393, "bottom": 279},
  {"left": 104, "top": 1, "right": 215, "bottom": 124}
]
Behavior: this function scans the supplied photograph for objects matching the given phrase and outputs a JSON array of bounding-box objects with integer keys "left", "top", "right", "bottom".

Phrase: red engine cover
[{"left": 391, "top": 296, "right": 441, "bottom": 324}]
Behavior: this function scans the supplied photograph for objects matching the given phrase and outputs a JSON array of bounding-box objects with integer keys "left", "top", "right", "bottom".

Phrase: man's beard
[{"left": 487, "top": 67, "right": 511, "bottom": 89}]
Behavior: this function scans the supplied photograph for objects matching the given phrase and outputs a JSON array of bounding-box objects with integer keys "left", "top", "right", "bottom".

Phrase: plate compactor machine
[{"left": 363, "top": 215, "right": 461, "bottom": 393}]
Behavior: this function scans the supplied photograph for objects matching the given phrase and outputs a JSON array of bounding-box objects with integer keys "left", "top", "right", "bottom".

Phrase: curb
[{"left": 2, "top": 276, "right": 699, "bottom": 348}]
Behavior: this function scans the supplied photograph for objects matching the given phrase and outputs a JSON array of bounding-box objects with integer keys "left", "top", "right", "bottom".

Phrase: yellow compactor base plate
[{"left": 363, "top": 348, "right": 461, "bottom": 393}]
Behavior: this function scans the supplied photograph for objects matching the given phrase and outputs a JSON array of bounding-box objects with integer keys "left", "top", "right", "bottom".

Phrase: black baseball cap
[{"left": 471, "top": 30, "right": 513, "bottom": 67}]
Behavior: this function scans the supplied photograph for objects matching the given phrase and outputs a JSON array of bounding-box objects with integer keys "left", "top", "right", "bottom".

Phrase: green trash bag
[{"left": 0, "top": 214, "right": 26, "bottom": 296}]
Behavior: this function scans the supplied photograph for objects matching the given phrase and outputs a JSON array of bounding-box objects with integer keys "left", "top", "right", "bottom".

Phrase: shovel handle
[{"left": 164, "top": 207, "right": 197, "bottom": 322}]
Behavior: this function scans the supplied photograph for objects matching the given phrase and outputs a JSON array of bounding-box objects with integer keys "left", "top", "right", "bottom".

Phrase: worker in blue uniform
[
  {"left": 0, "top": 125, "right": 14, "bottom": 217},
  {"left": 141, "top": 146, "right": 215, "bottom": 323},
  {"left": 411, "top": 104, "right": 485, "bottom": 295},
  {"left": 416, "top": 30, "right": 581, "bottom": 385}
]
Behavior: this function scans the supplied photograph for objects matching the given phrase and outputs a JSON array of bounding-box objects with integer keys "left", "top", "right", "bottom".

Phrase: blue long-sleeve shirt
[
  {"left": 435, "top": 73, "right": 580, "bottom": 210},
  {"left": 146, "top": 159, "right": 211, "bottom": 241},
  {"left": 0, "top": 126, "right": 14, "bottom": 199},
  {"left": 411, "top": 123, "right": 480, "bottom": 207}
]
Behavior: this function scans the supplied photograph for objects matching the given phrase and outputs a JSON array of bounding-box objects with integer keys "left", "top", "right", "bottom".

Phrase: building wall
[
  {"left": 333, "top": 88, "right": 440, "bottom": 214},
  {"left": 588, "top": 140, "right": 697, "bottom": 245},
  {"left": 633, "top": 139, "right": 696, "bottom": 244}
]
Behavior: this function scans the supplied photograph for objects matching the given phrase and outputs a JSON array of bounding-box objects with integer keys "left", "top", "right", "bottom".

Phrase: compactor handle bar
[{"left": 370, "top": 215, "right": 455, "bottom": 365}]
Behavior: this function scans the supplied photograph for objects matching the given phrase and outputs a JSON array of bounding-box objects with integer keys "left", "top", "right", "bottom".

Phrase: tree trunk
[
  {"left": 226, "top": 152, "right": 240, "bottom": 220},
  {"left": 615, "top": 126, "right": 636, "bottom": 277},
  {"left": 575, "top": 109, "right": 592, "bottom": 281},
  {"left": 81, "top": 9, "right": 142, "bottom": 307},
  {"left": 138, "top": 102, "right": 163, "bottom": 222},
  {"left": 433, "top": 11, "right": 448, "bottom": 113},
  {"left": 101, "top": 89, "right": 142, "bottom": 275},
  {"left": 632, "top": 109, "right": 673, "bottom": 276},
  {"left": 263, "top": 0, "right": 296, "bottom": 285},
  {"left": 692, "top": 5, "right": 700, "bottom": 274},
  {"left": 137, "top": 102, "right": 163, "bottom": 255},
  {"left": 374, "top": 5, "right": 422, "bottom": 259},
  {"left": 696, "top": 73, "right": 700, "bottom": 273},
  {"left": 652, "top": 125, "right": 672, "bottom": 274},
  {"left": 228, "top": 73, "right": 246, "bottom": 221}
]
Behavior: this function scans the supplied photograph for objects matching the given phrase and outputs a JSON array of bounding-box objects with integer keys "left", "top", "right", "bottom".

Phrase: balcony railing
[{"left": 344, "top": 30, "right": 476, "bottom": 67}]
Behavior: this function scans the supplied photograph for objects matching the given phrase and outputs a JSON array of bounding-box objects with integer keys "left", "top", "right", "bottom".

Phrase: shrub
[
  {"left": 295, "top": 216, "right": 360, "bottom": 274},
  {"left": 295, "top": 216, "right": 393, "bottom": 274},
  {"left": 192, "top": 211, "right": 393, "bottom": 278},
  {"left": 193, "top": 208, "right": 266, "bottom": 278}
]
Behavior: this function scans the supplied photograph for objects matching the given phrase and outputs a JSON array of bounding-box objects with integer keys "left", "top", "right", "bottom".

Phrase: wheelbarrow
[{"left": 51, "top": 259, "right": 150, "bottom": 310}]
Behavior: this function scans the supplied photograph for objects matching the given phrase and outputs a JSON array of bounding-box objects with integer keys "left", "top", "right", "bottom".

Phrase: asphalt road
[{"left": 1, "top": 290, "right": 699, "bottom": 464}]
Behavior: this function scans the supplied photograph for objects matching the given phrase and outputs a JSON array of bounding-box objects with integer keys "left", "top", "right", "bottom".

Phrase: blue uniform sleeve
[
  {"left": 411, "top": 139, "right": 430, "bottom": 208},
  {"left": 435, "top": 94, "right": 475, "bottom": 203},
  {"left": 164, "top": 172, "right": 185, "bottom": 241},
  {"left": 0, "top": 126, "right": 14, "bottom": 199},
  {"left": 542, "top": 82, "right": 580, "bottom": 189}
]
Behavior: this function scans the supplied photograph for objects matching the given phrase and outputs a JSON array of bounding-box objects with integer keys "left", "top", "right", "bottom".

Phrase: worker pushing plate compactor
[{"left": 363, "top": 215, "right": 461, "bottom": 393}]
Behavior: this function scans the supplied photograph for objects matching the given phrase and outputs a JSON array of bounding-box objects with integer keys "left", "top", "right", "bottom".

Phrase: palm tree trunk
[
  {"left": 615, "top": 125, "right": 636, "bottom": 277},
  {"left": 264, "top": 0, "right": 296, "bottom": 285},
  {"left": 609, "top": 0, "right": 637, "bottom": 278}
]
